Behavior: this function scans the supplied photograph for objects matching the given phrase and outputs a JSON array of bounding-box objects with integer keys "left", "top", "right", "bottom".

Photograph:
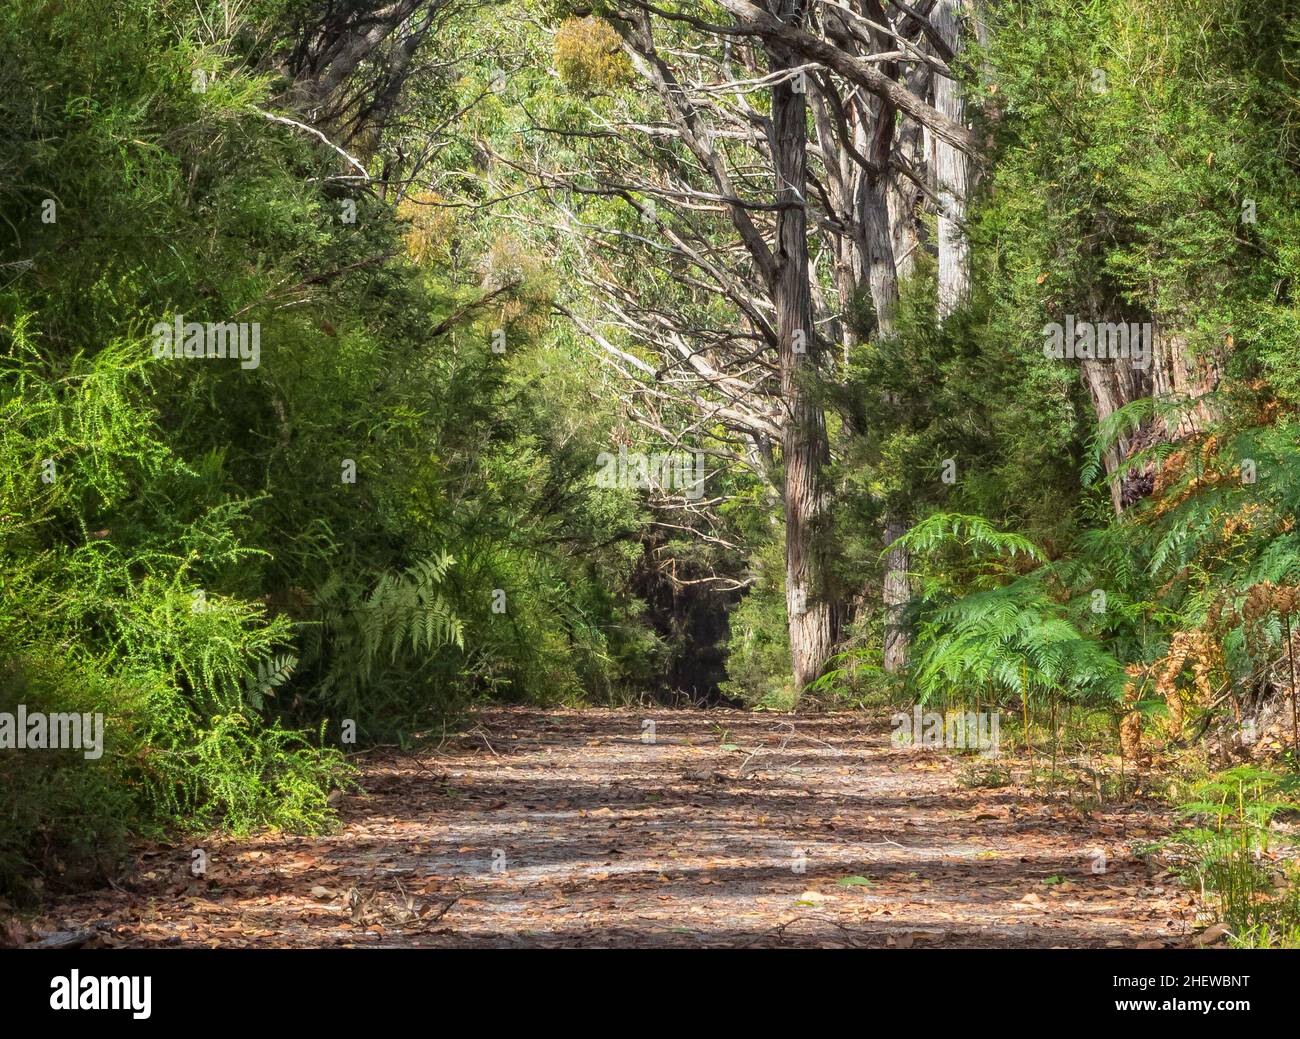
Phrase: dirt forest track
[{"left": 33, "top": 708, "right": 1194, "bottom": 948}]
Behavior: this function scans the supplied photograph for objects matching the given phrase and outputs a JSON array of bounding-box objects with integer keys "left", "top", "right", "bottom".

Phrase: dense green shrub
[{"left": 0, "top": 0, "right": 653, "bottom": 899}]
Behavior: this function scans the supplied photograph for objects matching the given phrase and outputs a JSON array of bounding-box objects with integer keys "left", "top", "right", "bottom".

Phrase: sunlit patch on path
[{"left": 34, "top": 708, "right": 1191, "bottom": 948}]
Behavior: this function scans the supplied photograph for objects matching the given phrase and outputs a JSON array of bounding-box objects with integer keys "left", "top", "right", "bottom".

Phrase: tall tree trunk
[
  {"left": 841, "top": 3, "right": 912, "bottom": 677},
  {"left": 882, "top": 514, "right": 911, "bottom": 674},
  {"left": 880, "top": 1, "right": 973, "bottom": 676},
  {"left": 863, "top": 171, "right": 898, "bottom": 337},
  {"left": 771, "top": 3, "right": 834, "bottom": 694},
  {"left": 888, "top": 63, "right": 928, "bottom": 283},
  {"left": 932, "top": 0, "right": 971, "bottom": 319},
  {"left": 870, "top": 119, "right": 910, "bottom": 676},
  {"left": 863, "top": 11, "right": 902, "bottom": 333}
]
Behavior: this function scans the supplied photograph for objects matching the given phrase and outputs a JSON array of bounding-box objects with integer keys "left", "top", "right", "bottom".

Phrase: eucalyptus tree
[
  {"left": 504, "top": 0, "right": 985, "bottom": 692},
  {"left": 553, "top": 8, "right": 977, "bottom": 697}
]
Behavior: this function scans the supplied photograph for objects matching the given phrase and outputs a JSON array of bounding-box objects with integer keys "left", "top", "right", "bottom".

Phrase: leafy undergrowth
[
  {"left": 954, "top": 741, "right": 1300, "bottom": 946},
  {"left": 1153, "top": 766, "right": 1300, "bottom": 948}
]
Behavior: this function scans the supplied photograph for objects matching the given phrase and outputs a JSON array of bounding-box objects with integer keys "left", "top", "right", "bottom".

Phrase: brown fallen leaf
[{"left": 1188, "top": 922, "right": 1230, "bottom": 947}]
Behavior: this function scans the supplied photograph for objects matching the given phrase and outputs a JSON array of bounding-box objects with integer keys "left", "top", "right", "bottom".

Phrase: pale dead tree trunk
[
  {"left": 717, "top": 0, "right": 979, "bottom": 153},
  {"left": 793, "top": 1, "right": 950, "bottom": 675},
  {"left": 857, "top": 1, "right": 906, "bottom": 339},
  {"left": 771, "top": 2, "right": 835, "bottom": 694},
  {"left": 930, "top": 0, "right": 971, "bottom": 319}
]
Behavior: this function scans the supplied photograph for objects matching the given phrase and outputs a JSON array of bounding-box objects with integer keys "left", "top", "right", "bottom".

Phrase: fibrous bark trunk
[
  {"left": 771, "top": 2, "right": 835, "bottom": 694},
  {"left": 1082, "top": 321, "right": 1222, "bottom": 514},
  {"left": 1080, "top": 355, "right": 1152, "bottom": 514}
]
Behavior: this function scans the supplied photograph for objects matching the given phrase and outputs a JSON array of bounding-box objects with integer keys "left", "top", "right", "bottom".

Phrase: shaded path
[{"left": 34, "top": 709, "right": 1193, "bottom": 948}]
